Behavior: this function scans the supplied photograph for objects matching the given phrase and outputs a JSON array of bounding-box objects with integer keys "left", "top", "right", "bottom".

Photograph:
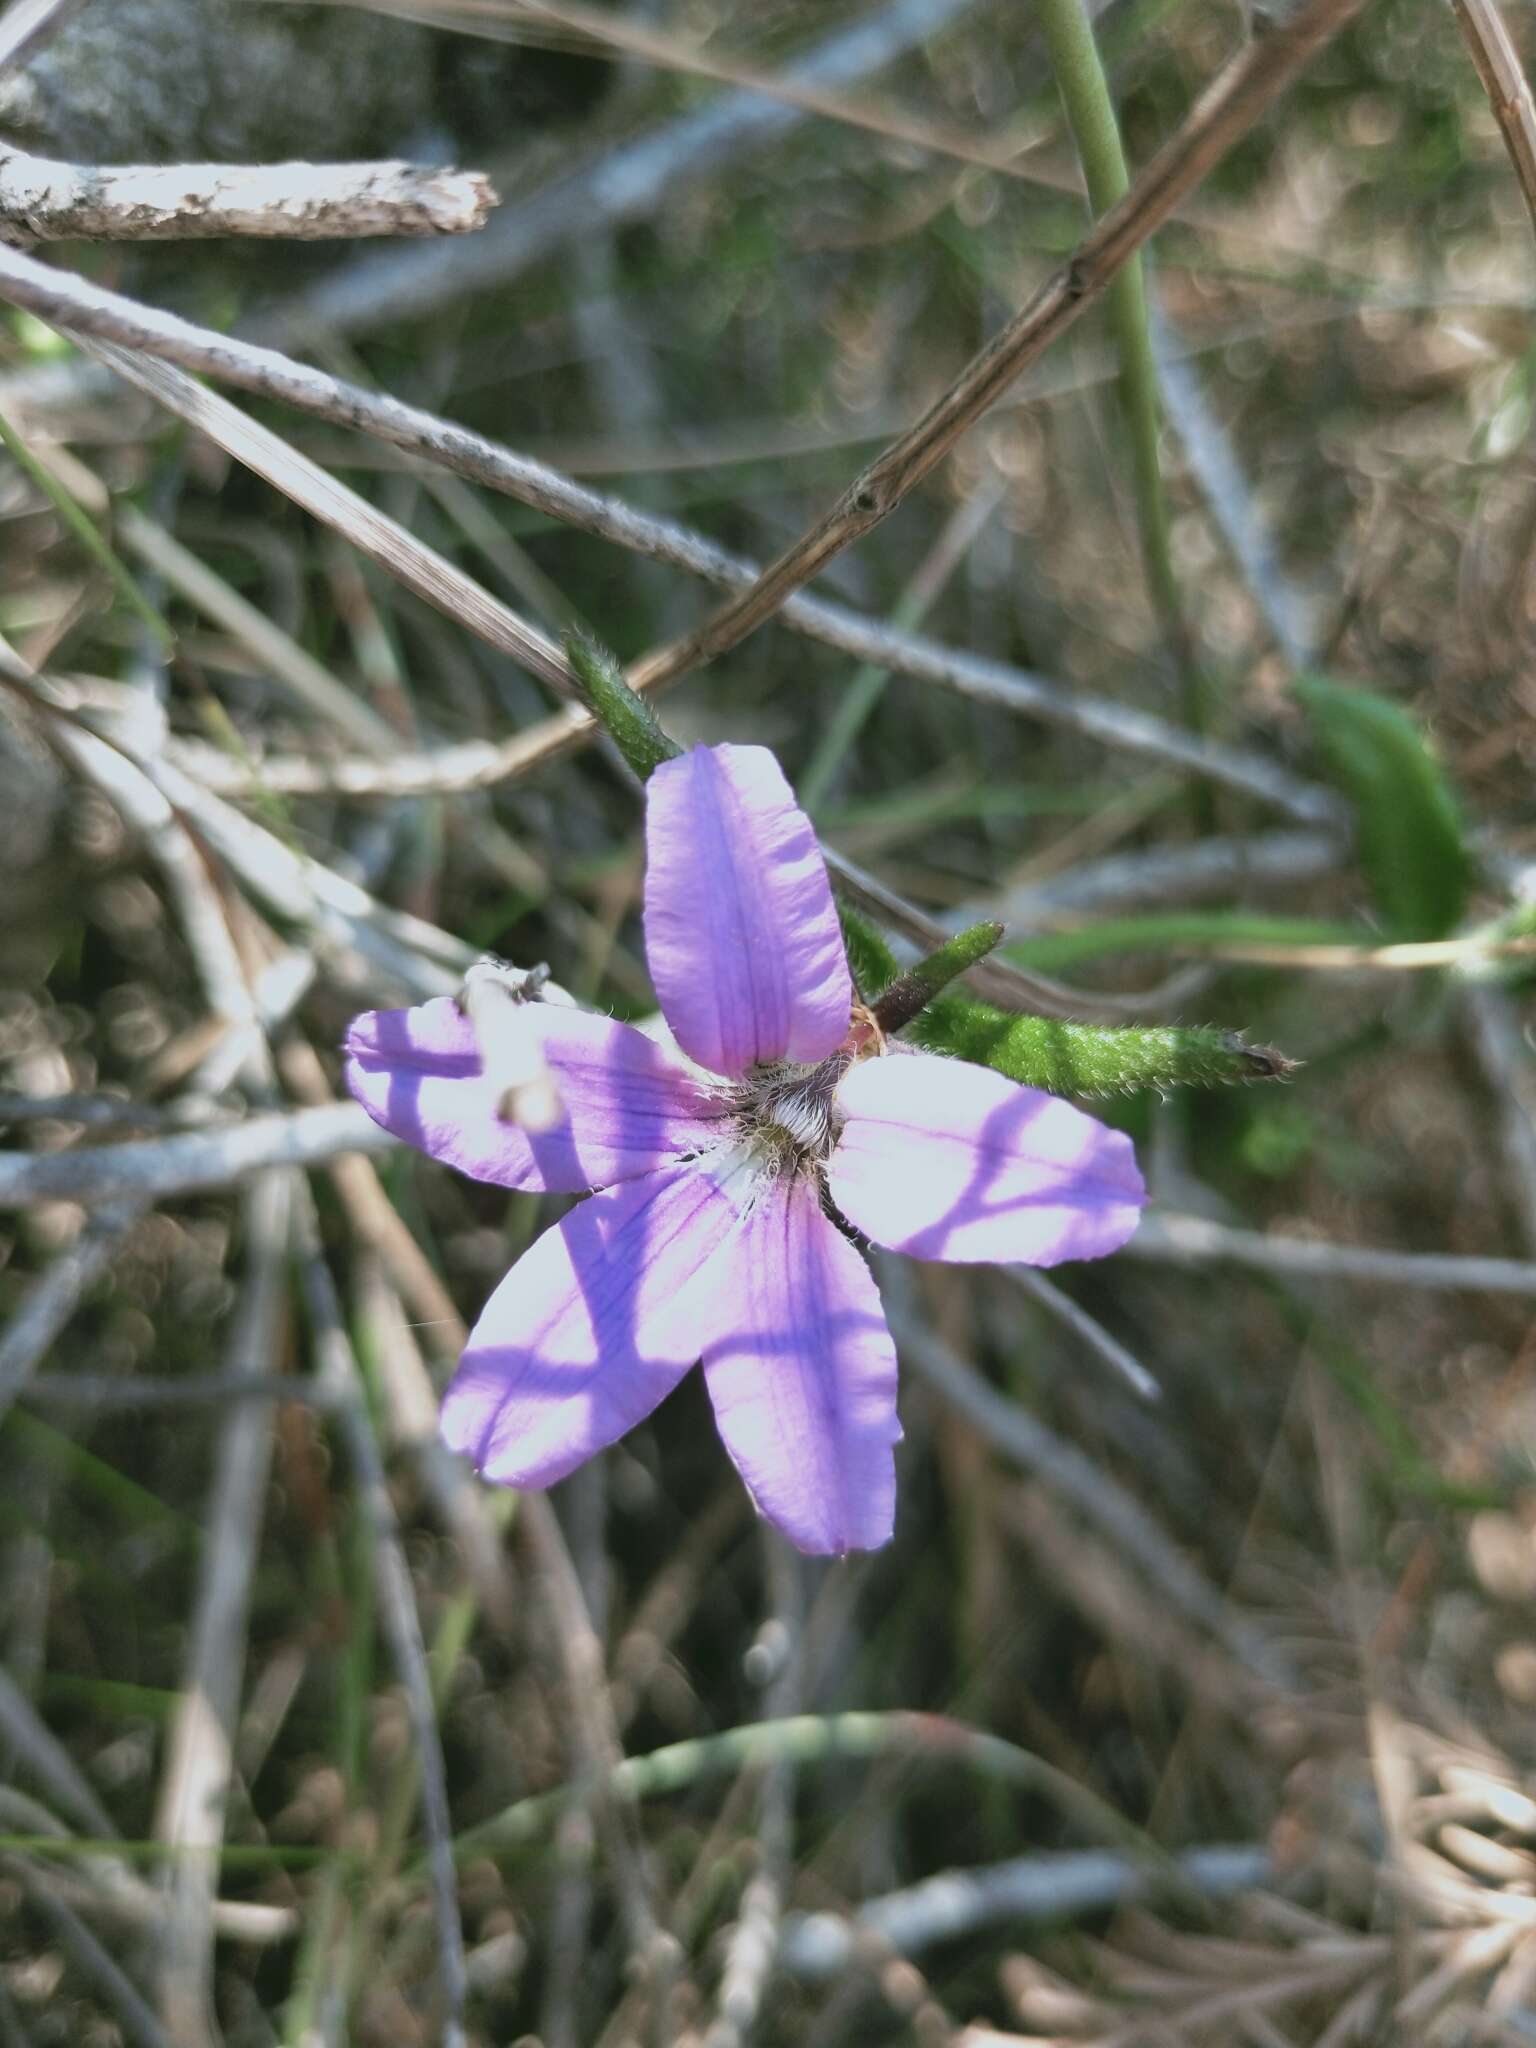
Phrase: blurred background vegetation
[{"left": 4, "top": 0, "right": 1536, "bottom": 2042}]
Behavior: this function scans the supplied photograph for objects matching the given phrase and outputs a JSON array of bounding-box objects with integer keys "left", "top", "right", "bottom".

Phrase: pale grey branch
[
  {"left": 0, "top": 149, "right": 495, "bottom": 240},
  {"left": 0, "top": 1100, "right": 393, "bottom": 1209},
  {"left": 1127, "top": 1209, "right": 1536, "bottom": 1294},
  {"left": 780, "top": 1843, "right": 1272, "bottom": 1980}
]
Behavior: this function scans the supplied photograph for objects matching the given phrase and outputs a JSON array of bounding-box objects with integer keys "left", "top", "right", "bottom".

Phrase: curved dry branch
[{"left": 625, "top": 0, "right": 1376, "bottom": 694}]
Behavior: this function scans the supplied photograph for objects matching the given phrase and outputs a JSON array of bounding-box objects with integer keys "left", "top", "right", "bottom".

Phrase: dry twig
[
  {"left": 0, "top": 1100, "right": 392, "bottom": 1209},
  {"left": 0, "top": 244, "right": 1341, "bottom": 825},
  {"left": 886, "top": 1286, "right": 1292, "bottom": 1686},
  {"left": 1127, "top": 1208, "right": 1536, "bottom": 1294},
  {"left": 86, "top": 342, "right": 574, "bottom": 697},
  {"left": 294, "top": 1186, "right": 470, "bottom": 2048},
  {"left": 624, "top": 0, "right": 1376, "bottom": 696},
  {"left": 0, "top": 1199, "right": 143, "bottom": 1428},
  {"left": 1450, "top": 0, "right": 1536, "bottom": 243},
  {"left": 0, "top": 150, "right": 495, "bottom": 241}
]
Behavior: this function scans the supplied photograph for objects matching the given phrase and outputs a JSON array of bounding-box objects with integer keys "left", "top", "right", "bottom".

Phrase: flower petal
[
  {"left": 701, "top": 1173, "right": 900, "bottom": 1554},
  {"left": 644, "top": 744, "right": 852, "bottom": 1077},
  {"left": 828, "top": 1052, "right": 1145, "bottom": 1265},
  {"left": 441, "top": 1163, "right": 746, "bottom": 1488},
  {"left": 344, "top": 997, "right": 726, "bottom": 1193}
]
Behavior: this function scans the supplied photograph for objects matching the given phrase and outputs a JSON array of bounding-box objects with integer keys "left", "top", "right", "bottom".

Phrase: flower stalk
[{"left": 564, "top": 630, "right": 680, "bottom": 781}]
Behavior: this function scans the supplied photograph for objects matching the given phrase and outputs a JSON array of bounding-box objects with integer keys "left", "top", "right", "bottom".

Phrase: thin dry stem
[
  {"left": 0, "top": 243, "right": 1339, "bottom": 825},
  {"left": 1451, "top": 0, "right": 1536, "bottom": 244},
  {"left": 294, "top": 1186, "right": 470, "bottom": 2048},
  {"left": 154, "top": 1171, "right": 292, "bottom": 2048},
  {"left": 0, "top": 1199, "right": 142, "bottom": 1427},
  {"left": 886, "top": 1280, "right": 1294, "bottom": 1687},
  {"left": 85, "top": 341, "right": 574, "bottom": 697},
  {"left": 624, "top": 0, "right": 1376, "bottom": 695},
  {"left": 1127, "top": 1208, "right": 1536, "bottom": 1294},
  {"left": 117, "top": 507, "right": 398, "bottom": 754}
]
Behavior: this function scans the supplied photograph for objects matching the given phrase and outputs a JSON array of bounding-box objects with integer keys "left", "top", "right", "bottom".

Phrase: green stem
[
  {"left": 449, "top": 1710, "right": 1151, "bottom": 1868},
  {"left": 1033, "top": 0, "right": 1198, "bottom": 721},
  {"left": 564, "top": 630, "right": 680, "bottom": 781},
  {"left": 914, "top": 999, "right": 1296, "bottom": 1095}
]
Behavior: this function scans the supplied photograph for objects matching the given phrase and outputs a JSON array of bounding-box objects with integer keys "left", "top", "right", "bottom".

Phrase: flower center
[{"left": 733, "top": 1004, "right": 888, "bottom": 1172}]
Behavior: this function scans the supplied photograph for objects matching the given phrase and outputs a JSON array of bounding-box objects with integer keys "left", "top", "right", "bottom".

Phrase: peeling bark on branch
[{"left": 0, "top": 148, "right": 496, "bottom": 239}]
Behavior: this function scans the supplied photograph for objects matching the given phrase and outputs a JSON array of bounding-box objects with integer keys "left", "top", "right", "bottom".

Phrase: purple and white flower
[{"left": 344, "top": 744, "right": 1145, "bottom": 1554}]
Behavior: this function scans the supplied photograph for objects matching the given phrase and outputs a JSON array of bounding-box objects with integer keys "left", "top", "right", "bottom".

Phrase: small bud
[{"left": 871, "top": 920, "right": 1006, "bottom": 1035}]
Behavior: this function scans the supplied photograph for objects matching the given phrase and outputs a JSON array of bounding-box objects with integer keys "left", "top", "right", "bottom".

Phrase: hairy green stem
[
  {"left": 564, "top": 630, "right": 680, "bottom": 780},
  {"left": 914, "top": 998, "right": 1296, "bottom": 1095},
  {"left": 841, "top": 903, "right": 1293, "bottom": 1094}
]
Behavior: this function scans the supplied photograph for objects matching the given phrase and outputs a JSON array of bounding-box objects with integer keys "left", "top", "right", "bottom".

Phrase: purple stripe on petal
[
  {"left": 701, "top": 1174, "right": 900, "bottom": 1555},
  {"left": 441, "top": 1162, "right": 750, "bottom": 1490},
  {"left": 344, "top": 997, "right": 727, "bottom": 1194},
  {"left": 829, "top": 1053, "right": 1145, "bottom": 1266},
  {"left": 644, "top": 744, "right": 852, "bottom": 1078}
]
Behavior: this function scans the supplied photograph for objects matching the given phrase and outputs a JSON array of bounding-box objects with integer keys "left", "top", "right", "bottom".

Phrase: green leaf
[
  {"left": 1295, "top": 673, "right": 1470, "bottom": 938},
  {"left": 1004, "top": 911, "right": 1358, "bottom": 973}
]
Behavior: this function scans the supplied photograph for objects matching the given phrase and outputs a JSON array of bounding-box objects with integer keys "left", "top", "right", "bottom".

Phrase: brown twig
[
  {"left": 1450, "top": 0, "right": 1536, "bottom": 243},
  {"left": 623, "top": 0, "right": 1376, "bottom": 696},
  {"left": 0, "top": 244, "right": 1340, "bottom": 825},
  {"left": 0, "top": 150, "right": 495, "bottom": 241}
]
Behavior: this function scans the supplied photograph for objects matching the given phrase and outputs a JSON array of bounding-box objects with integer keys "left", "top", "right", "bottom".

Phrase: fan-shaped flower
[{"left": 344, "top": 744, "right": 1144, "bottom": 1554}]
